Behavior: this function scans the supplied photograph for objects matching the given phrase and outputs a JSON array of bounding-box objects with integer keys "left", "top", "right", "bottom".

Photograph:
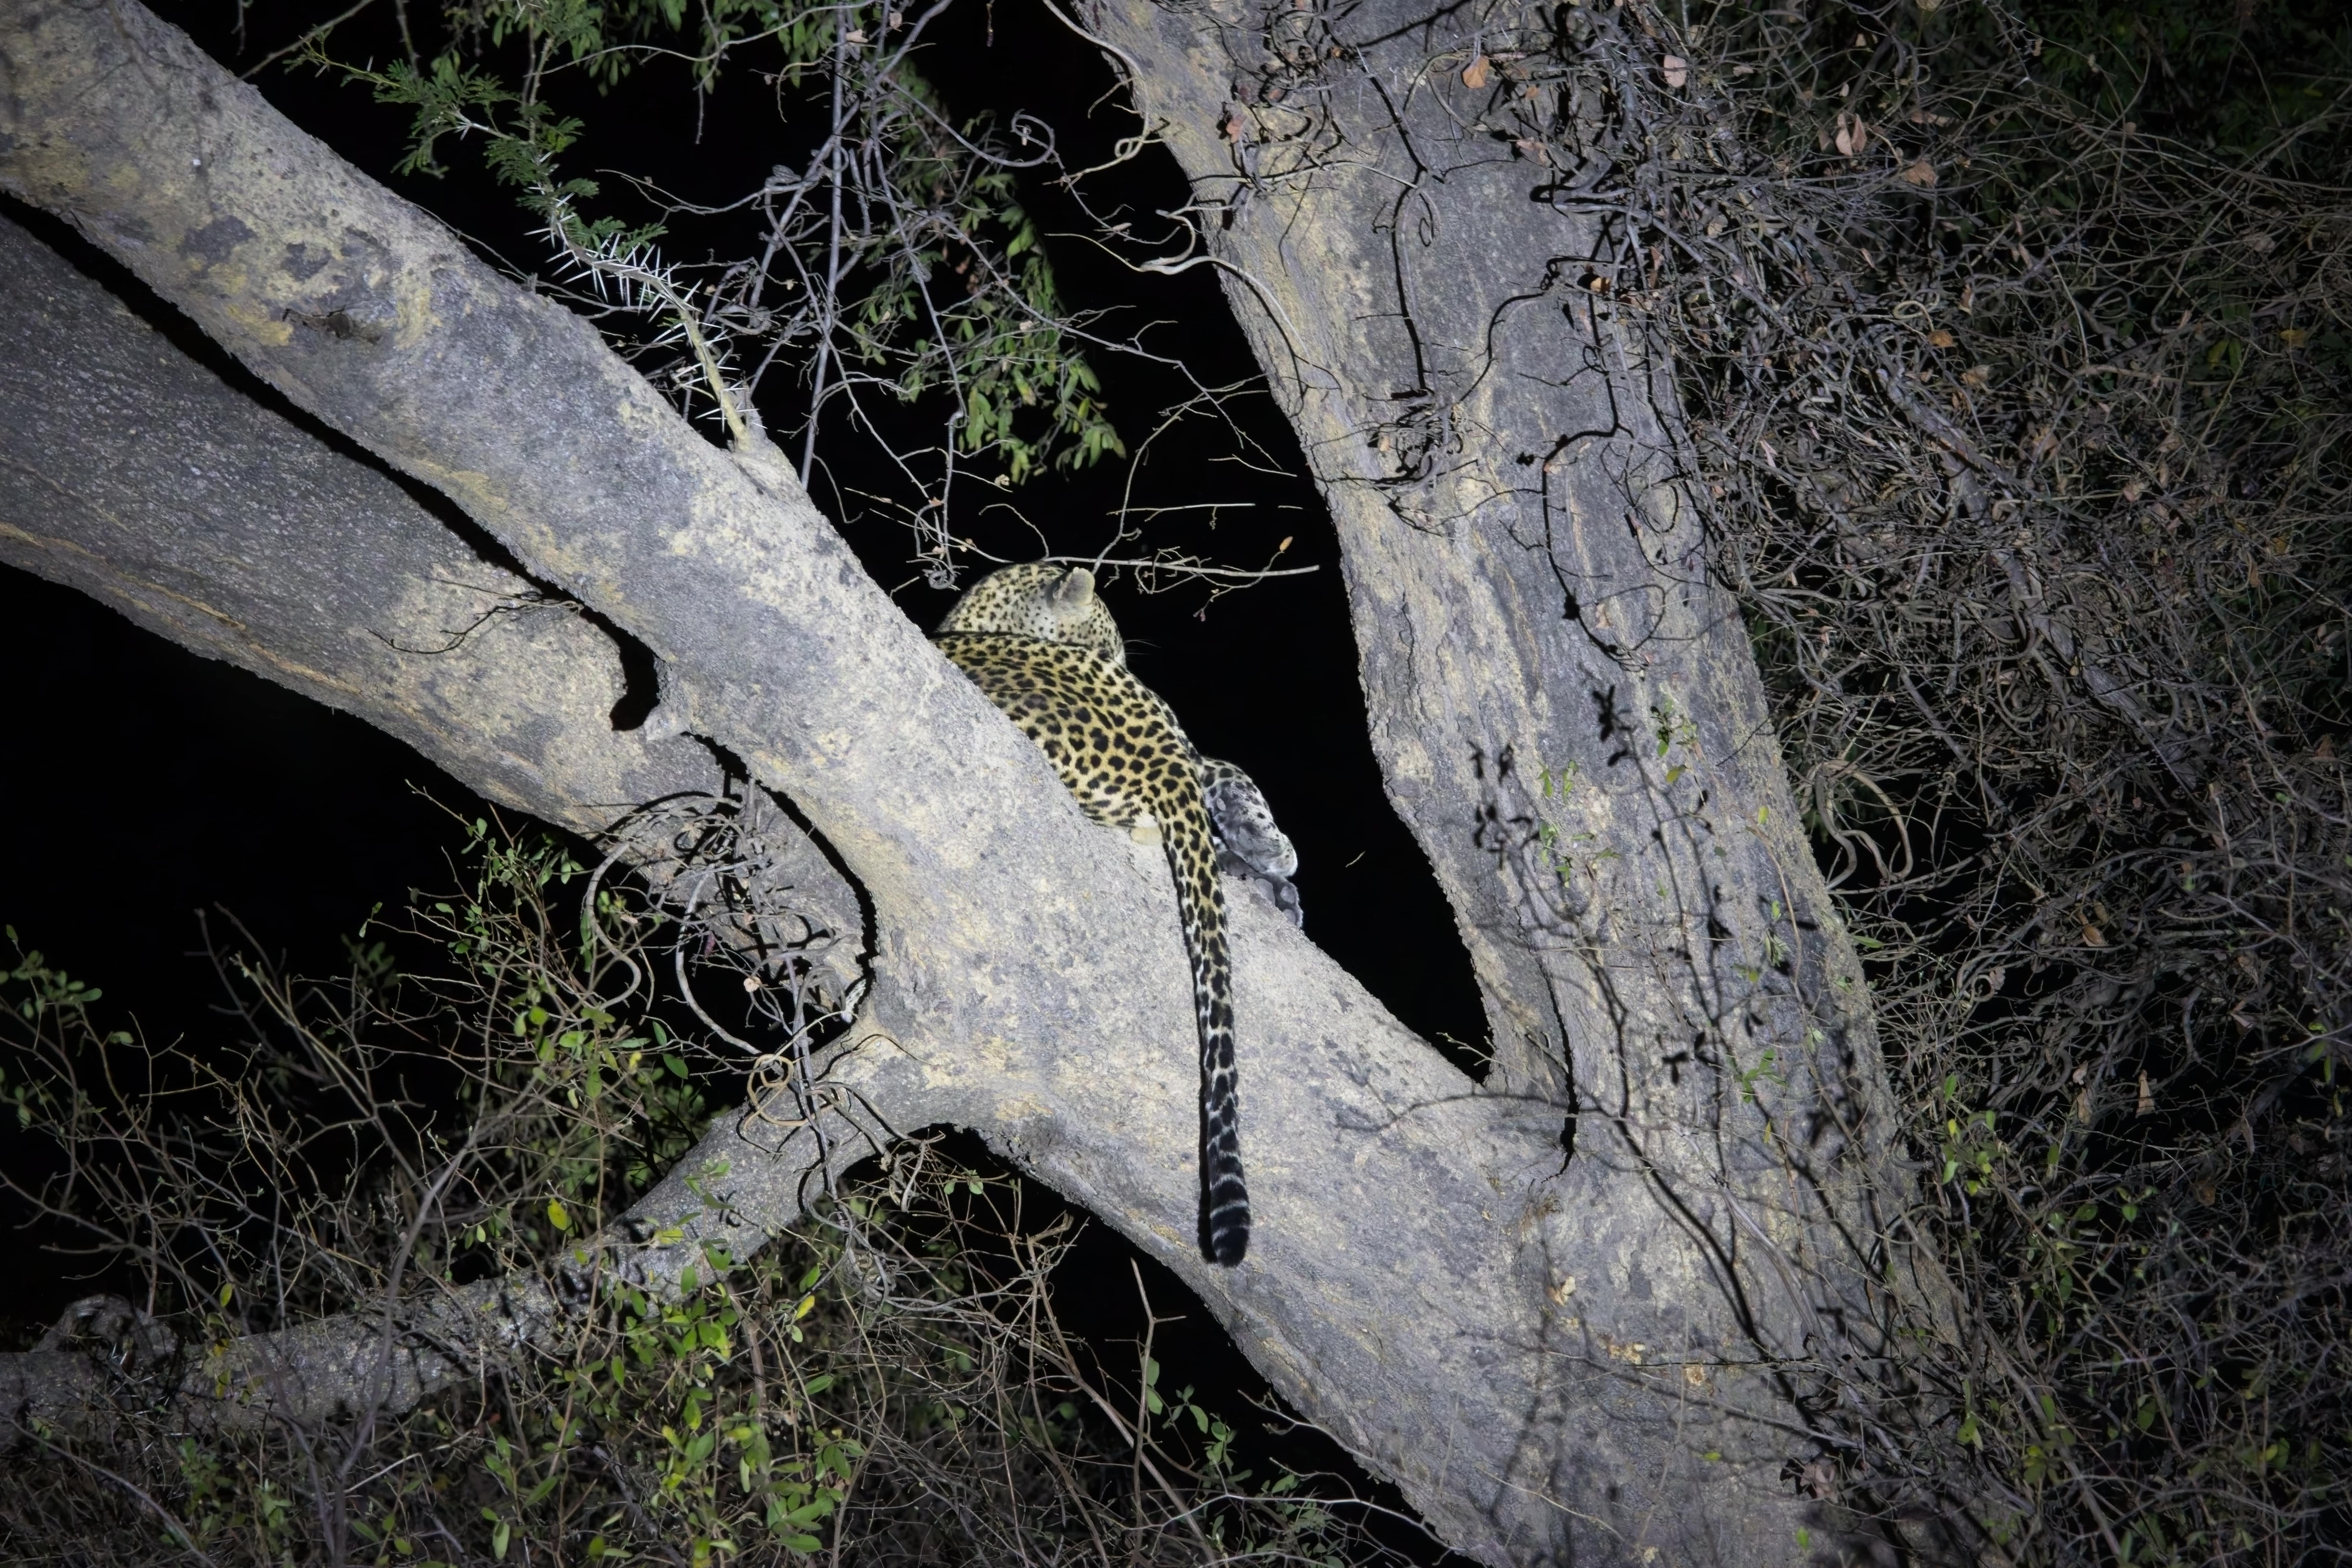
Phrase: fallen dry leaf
[
  {"left": 1661, "top": 55, "right": 1688, "bottom": 88},
  {"left": 1928, "top": 328, "right": 1957, "bottom": 348},
  {"left": 1463, "top": 53, "right": 1491, "bottom": 89},
  {"left": 1902, "top": 160, "right": 1938, "bottom": 187},
  {"left": 1835, "top": 111, "right": 1869, "bottom": 157},
  {"left": 2137, "top": 1072, "right": 2155, "bottom": 1115}
]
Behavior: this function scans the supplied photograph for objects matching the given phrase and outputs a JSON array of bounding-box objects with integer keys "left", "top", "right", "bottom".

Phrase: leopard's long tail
[{"left": 1160, "top": 793, "right": 1249, "bottom": 1267}]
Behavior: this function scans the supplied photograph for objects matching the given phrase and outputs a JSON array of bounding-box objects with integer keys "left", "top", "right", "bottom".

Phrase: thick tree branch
[{"left": 0, "top": 207, "right": 864, "bottom": 972}]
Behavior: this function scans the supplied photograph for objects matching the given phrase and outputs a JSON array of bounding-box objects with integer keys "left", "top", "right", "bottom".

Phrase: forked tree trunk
[{"left": 0, "top": 0, "right": 1938, "bottom": 1561}]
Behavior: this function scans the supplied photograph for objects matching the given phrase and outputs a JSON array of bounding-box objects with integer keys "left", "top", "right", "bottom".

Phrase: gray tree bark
[{"left": 0, "top": 0, "right": 1940, "bottom": 1562}]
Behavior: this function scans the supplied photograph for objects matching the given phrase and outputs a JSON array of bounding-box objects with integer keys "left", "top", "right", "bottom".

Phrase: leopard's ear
[{"left": 1052, "top": 566, "right": 1098, "bottom": 611}]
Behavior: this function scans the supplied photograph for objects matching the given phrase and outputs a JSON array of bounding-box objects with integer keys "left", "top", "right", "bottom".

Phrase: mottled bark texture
[{"left": 0, "top": 0, "right": 1939, "bottom": 1562}]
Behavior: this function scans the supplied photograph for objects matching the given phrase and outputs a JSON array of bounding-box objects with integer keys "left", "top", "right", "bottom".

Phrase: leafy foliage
[{"left": 314, "top": 0, "right": 1122, "bottom": 524}]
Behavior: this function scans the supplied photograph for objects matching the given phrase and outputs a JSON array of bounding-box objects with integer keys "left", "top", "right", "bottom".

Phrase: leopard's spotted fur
[{"left": 935, "top": 564, "right": 1249, "bottom": 1266}]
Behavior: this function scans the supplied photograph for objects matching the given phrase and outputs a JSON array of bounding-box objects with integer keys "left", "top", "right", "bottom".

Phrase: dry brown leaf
[
  {"left": 1902, "top": 160, "right": 1938, "bottom": 187},
  {"left": 2137, "top": 1072, "right": 2155, "bottom": 1115},
  {"left": 1928, "top": 328, "right": 1957, "bottom": 348},
  {"left": 1661, "top": 55, "right": 1688, "bottom": 89},
  {"left": 1835, "top": 111, "right": 1869, "bottom": 157},
  {"left": 1463, "top": 53, "right": 1491, "bottom": 89}
]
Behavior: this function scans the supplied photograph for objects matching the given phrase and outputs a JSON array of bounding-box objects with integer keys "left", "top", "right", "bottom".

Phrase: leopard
[
  {"left": 938, "top": 564, "right": 1302, "bottom": 911},
  {"left": 935, "top": 562, "right": 1296, "bottom": 1265}
]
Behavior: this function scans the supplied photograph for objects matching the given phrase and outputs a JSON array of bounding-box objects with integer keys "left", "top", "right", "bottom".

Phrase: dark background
[{"left": 0, "top": 0, "right": 1482, "bottom": 1547}]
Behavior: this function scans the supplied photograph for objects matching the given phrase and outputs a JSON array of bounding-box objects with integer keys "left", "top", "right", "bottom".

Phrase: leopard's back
[
  {"left": 934, "top": 567, "right": 1249, "bottom": 1267},
  {"left": 933, "top": 632, "right": 1197, "bottom": 830}
]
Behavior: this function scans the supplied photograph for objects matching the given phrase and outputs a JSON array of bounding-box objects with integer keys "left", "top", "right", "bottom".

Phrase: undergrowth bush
[
  {"left": 0, "top": 822, "right": 1405, "bottom": 1567},
  {"left": 1534, "top": 0, "right": 2349, "bottom": 1560}
]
